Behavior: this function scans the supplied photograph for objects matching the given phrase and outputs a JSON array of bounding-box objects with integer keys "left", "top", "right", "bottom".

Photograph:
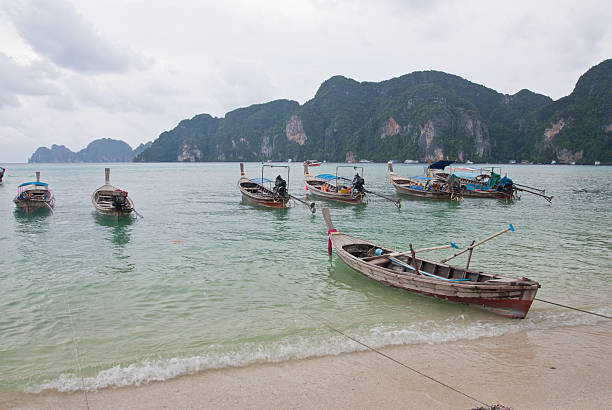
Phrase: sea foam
[{"left": 31, "top": 307, "right": 609, "bottom": 393}]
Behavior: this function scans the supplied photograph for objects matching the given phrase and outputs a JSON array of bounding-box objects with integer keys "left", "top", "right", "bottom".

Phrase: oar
[
  {"left": 363, "top": 188, "right": 401, "bottom": 208},
  {"left": 515, "top": 187, "right": 553, "bottom": 203},
  {"left": 440, "top": 224, "right": 515, "bottom": 264},
  {"left": 514, "top": 182, "right": 546, "bottom": 194},
  {"left": 334, "top": 176, "right": 401, "bottom": 208},
  {"left": 289, "top": 193, "right": 316, "bottom": 213}
]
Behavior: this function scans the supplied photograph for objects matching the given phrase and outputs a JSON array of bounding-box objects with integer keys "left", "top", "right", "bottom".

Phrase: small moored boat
[
  {"left": 0, "top": 166, "right": 5, "bottom": 184},
  {"left": 14, "top": 171, "right": 55, "bottom": 212},
  {"left": 92, "top": 168, "right": 135, "bottom": 217},
  {"left": 323, "top": 206, "right": 539, "bottom": 318},
  {"left": 238, "top": 163, "right": 315, "bottom": 212},
  {"left": 388, "top": 161, "right": 461, "bottom": 200},
  {"left": 304, "top": 160, "right": 321, "bottom": 167},
  {"left": 304, "top": 163, "right": 366, "bottom": 204}
]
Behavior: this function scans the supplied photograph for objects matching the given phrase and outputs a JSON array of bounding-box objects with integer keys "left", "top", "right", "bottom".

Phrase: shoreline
[{"left": 2, "top": 321, "right": 610, "bottom": 409}]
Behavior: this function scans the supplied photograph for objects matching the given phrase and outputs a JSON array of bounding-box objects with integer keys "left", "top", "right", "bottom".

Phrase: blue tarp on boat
[
  {"left": 18, "top": 181, "right": 48, "bottom": 187},
  {"left": 315, "top": 174, "right": 337, "bottom": 180},
  {"left": 250, "top": 178, "right": 273, "bottom": 184},
  {"left": 451, "top": 170, "right": 480, "bottom": 180}
]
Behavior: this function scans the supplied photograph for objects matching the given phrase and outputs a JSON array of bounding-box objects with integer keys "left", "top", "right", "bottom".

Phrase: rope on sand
[
  {"left": 535, "top": 298, "right": 612, "bottom": 320},
  {"left": 302, "top": 312, "right": 492, "bottom": 409}
]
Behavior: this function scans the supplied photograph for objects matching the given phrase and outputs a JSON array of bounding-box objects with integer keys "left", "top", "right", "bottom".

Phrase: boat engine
[
  {"left": 274, "top": 175, "right": 288, "bottom": 197},
  {"left": 112, "top": 189, "right": 129, "bottom": 210},
  {"left": 352, "top": 174, "right": 365, "bottom": 193}
]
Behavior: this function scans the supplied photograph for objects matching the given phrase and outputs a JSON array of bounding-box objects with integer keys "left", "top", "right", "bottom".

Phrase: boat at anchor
[
  {"left": 323, "top": 206, "right": 539, "bottom": 318},
  {"left": 13, "top": 171, "right": 55, "bottom": 213},
  {"left": 92, "top": 168, "right": 135, "bottom": 218}
]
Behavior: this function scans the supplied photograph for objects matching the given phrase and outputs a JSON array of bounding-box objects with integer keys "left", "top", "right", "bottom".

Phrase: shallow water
[{"left": 0, "top": 162, "right": 610, "bottom": 392}]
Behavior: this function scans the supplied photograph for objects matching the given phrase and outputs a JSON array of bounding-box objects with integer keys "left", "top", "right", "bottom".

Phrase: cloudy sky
[{"left": 0, "top": 0, "right": 610, "bottom": 162}]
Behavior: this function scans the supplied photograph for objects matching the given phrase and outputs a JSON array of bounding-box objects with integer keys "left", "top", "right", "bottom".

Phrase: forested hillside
[{"left": 135, "top": 59, "right": 612, "bottom": 164}]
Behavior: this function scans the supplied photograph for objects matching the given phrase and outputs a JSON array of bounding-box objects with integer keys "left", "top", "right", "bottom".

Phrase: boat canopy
[
  {"left": 428, "top": 160, "right": 455, "bottom": 170},
  {"left": 250, "top": 178, "right": 273, "bottom": 184},
  {"left": 18, "top": 181, "right": 48, "bottom": 187},
  {"left": 451, "top": 170, "right": 480, "bottom": 180},
  {"left": 315, "top": 174, "right": 337, "bottom": 180}
]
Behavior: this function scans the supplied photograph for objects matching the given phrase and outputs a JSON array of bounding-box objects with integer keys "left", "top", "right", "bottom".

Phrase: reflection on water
[
  {"left": 13, "top": 208, "right": 51, "bottom": 235},
  {"left": 93, "top": 212, "right": 134, "bottom": 247}
]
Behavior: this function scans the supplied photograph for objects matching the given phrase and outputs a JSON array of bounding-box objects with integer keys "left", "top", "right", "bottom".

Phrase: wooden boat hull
[
  {"left": 323, "top": 208, "right": 539, "bottom": 318},
  {"left": 91, "top": 190, "right": 134, "bottom": 218},
  {"left": 462, "top": 189, "right": 513, "bottom": 200},
  {"left": 92, "top": 169, "right": 135, "bottom": 218},
  {"left": 13, "top": 198, "right": 55, "bottom": 212},
  {"left": 305, "top": 177, "right": 364, "bottom": 204},
  {"left": 238, "top": 177, "right": 290, "bottom": 209},
  {"left": 13, "top": 190, "right": 55, "bottom": 213},
  {"left": 91, "top": 196, "right": 134, "bottom": 217},
  {"left": 333, "top": 235, "right": 537, "bottom": 318},
  {"left": 389, "top": 176, "right": 454, "bottom": 200}
]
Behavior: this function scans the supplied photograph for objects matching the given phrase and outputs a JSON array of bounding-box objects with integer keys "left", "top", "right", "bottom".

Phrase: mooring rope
[
  {"left": 302, "top": 312, "right": 491, "bottom": 409},
  {"left": 60, "top": 279, "right": 90, "bottom": 409},
  {"left": 50, "top": 213, "right": 90, "bottom": 410},
  {"left": 535, "top": 298, "right": 612, "bottom": 320}
]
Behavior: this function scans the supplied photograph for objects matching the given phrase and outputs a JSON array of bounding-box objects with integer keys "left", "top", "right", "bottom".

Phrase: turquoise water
[{"left": 0, "top": 163, "right": 610, "bottom": 392}]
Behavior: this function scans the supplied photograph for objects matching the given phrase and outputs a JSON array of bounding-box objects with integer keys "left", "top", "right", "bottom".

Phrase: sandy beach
[{"left": 2, "top": 321, "right": 610, "bottom": 410}]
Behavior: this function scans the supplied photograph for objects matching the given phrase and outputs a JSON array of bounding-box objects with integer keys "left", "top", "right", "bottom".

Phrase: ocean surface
[{"left": 0, "top": 162, "right": 610, "bottom": 393}]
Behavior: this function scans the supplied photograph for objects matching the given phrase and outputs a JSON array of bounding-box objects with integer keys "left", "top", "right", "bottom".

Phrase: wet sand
[{"left": 2, "top": 322, "right": 611, "bottom": 409}]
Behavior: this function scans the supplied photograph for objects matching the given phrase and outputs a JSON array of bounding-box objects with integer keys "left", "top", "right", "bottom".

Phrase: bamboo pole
[
  {"left": 465, "top": 240, "right": 476, "bottom": 269},
  {"left": 440, "top": 224, "right": 515, "bottom": 264}
]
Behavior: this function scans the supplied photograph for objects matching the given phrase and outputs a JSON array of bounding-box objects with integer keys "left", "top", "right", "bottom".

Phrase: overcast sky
[{"left": 0, "top": 0, "right": 610, "bottom": 162}]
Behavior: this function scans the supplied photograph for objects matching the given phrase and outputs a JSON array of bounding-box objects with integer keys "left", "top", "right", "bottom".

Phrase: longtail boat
[
  {"left": 431, "top": 163, "right": 552, "bottom": 202},
  {"left": 433, "top": 165, "right": 516, "bottom": 200},
  {"left": 304, "top": 160, "right": 321, "bottom": 167},
  {"left": 388, "top": 161, "right": 461, "bottom": 200},
  {"left": 14, "top": 171, "right": 55, "bottom": 212},
  {"left": 304, "top": 163, "right": 366, "bottom": 204},
  {"left": 238, "top": 163, "right": 315, "bottom": 212},
  {"left": 92, "top": 168, "right": 135, "bottom": 218},
  {"left": 323, "top": 206, "right": 539, "bottom": 318}
]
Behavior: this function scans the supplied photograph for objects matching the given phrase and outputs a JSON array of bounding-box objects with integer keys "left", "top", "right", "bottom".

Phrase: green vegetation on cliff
[{"left": 136, "top": 60, "right": 612, "bottom": 164}]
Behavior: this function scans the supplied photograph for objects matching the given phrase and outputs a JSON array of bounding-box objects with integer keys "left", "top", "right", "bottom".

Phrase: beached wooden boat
[
  {"left": 13, "top": 171, "right": 55, "bottom": 212},
  {"left": 388, "top": 161, "right": 461, "bottom": 200},
  {"left": 304, "top": 163, "right": 366, "bottom": 204},
  {"left": 323, "top": 207, "right": 539, "bottom": 318},
  {"left": 92, "top": 168, "right": 135, "bottom": 217}
]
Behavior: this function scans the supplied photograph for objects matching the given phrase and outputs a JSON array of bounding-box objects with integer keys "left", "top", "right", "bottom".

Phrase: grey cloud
[
  {"left": 0, "top": 52, "right": 60, "bottom": 108},
  {"left": 3, "top": 0, "right": 144, "bottom": 73}
]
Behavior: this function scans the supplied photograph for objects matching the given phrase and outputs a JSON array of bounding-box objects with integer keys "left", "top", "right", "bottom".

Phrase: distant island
[
  {"left": 29, "top": 138, "right": 151, "bottom": 163},
  {"left": 134, "top": 59, "right": 612, "bottom": 165}
]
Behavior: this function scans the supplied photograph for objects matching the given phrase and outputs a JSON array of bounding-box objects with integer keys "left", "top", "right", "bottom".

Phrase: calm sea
[{"left": 0, "top": 162, "right": 610, "bottom": 393}]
